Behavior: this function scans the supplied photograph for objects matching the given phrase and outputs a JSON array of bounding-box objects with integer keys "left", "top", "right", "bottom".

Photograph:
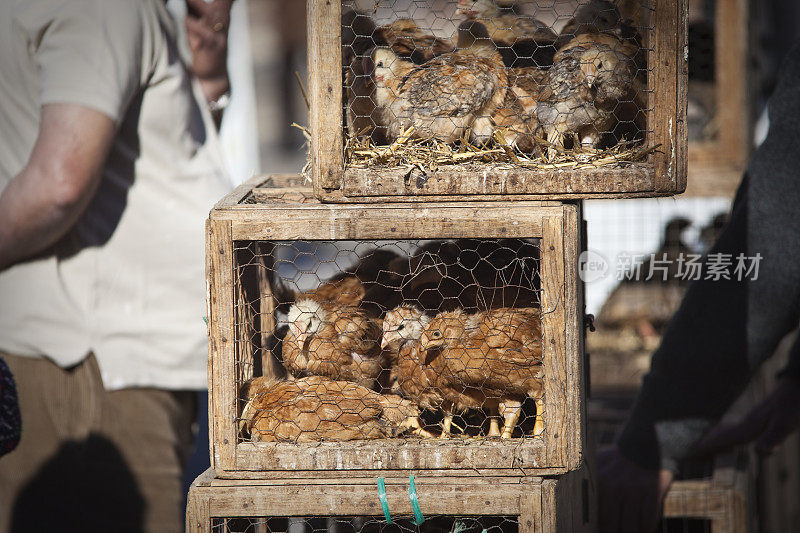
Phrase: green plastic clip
[
  {"left": 409, "top": 475, "right": 425, "bottom": 525},
  {"left": 202, "top": 316, "right": 208, "bottom": 325},
  {"left": 376, "top": 477, "right": 392, "bottom": 524}
]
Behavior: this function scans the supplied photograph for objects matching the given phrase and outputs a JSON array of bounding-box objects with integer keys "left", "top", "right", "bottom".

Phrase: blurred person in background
[
  {"left": 0, "top": 0, "right": 232, "bottom": 531},
  {"left": 597, "top": 38, "right": 800, "bottom": 533}
]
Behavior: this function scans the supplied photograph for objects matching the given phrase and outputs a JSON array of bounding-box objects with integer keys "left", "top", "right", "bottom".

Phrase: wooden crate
[
  {"left": 684, "top": 0, "right": 752, "bottom": 198},
  {"left": 662, "top": 452, "right": 753, "bottom": 533},
  {"left": 588, "top": 394, "right": 754, "bottom": 533},
  {"left": 308, "top": 0, "right": 688, "bottom": 202},
  {"left": 186, "top": 467, "right": 596, "bottom": 533},
  {"left": 207, "top": 175, "right": 585, "bottom": 478}
]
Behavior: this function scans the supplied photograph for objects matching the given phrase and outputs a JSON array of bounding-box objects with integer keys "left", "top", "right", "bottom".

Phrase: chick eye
[
  {"left": 432, "top": 330, "right": 442, "bottom": 338},
  {"left": 376, "top": 61, "right": 384, "bottom": 68},
  {"left": 597, "top": 61, "right": 604, "bottom": 69},
  {"left": 397, "top": 324, "right": 405, "bottom": 331}
]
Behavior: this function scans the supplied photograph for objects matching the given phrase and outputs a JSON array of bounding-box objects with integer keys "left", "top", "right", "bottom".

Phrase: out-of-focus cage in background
[
  {"left": 590, "top": 393, "right": 754, "bottom": 533},
  {"left": 207, "top": 176, "right": 584, "bottom": 478},
  {"left": 186, "top": 466, "right": 596, "bottom": 533},
  {"left": 684, "top": 0, "right": 752, "bottom": 198},
  {"left": 309, "top": 0, "right": 687, "bottom": 201}
]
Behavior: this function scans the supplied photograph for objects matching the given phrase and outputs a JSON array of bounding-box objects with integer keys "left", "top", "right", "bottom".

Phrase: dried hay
[{"left": 345, "top": 126, "right": 657, "bottom": 172}]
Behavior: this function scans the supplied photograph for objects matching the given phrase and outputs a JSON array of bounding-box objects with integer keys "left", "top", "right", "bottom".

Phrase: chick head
[
  {"left": 366, "top": 47, "right": 403, "bottom": 87},
  {"left": 419, "top": 311, "right": 467, "bottom": 352},
  {"left": 381, "top": 305, "right": 430, "bottom": 350},
  {"left": 287, "top": 298, "right": 327, "bottom": 345},
  {"left": 579, "top": 46, "right": 620, "bottom": 88}
]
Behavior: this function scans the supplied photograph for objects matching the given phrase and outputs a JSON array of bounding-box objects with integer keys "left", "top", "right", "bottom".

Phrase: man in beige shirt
[{"left": 0, "top": 1, "right": 233, "bottom": 530}]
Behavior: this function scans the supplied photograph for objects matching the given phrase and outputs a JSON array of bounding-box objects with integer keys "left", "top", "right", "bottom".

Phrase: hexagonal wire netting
[
  {"left": 233, "top": 238, "right": 544, "bottom": 444},
  {"left": 211, "top": 515, "right": 519, "bottom": 533},
  {"left": 341, "top": 0, "right": 653, "bottom": 170}
]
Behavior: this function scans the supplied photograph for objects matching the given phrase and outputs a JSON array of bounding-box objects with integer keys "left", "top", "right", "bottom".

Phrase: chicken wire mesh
[
  {"left": 211, "top": 515, "right": 518, "bottom": 533},
  {"left": 232, "top": 238, "right": 546, "bottom": 443},
  {"left": 341, "top": 0, "right": 653, "bottom": 171}
]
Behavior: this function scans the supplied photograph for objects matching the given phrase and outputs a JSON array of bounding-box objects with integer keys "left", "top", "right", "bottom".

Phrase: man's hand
[
  {"left": 597, "top": 447, "right": 674, "bottom": 533},
  {"left": 0, "top": 104, "right": 114, "bottom": 271},
  {"left": 692, "top": 376, "right": 800, "bottom": 457},
  {"left": 185, "top": 0, "right": 232, "bottom": 103}
]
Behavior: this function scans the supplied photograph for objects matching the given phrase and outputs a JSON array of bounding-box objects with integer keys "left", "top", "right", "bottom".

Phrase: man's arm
[{"left": 0, "top": 104, "right": 115, "bottom": 271}]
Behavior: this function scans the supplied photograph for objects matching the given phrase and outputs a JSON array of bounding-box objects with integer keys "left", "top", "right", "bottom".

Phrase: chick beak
[
  {"left": 584, "top": 64, "right": 598, "bottom": 88},
  {"left": 380, "top": 332, "right": 393, "bottom": 349},
  {"left": 296, "top": 331, "right": 309, "bottom": 349}
]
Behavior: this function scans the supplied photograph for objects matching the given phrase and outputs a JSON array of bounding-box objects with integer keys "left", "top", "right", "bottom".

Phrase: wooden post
[{"left": 307, "top": 0, "right": 343, "bottom": 196}]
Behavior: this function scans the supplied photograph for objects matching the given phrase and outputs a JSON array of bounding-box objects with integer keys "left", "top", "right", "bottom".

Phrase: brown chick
[
  {"left": 306, "top": 276, "right": 366, "bottom": 307},
  {"left": 491, "top": 87, "right": 539, "bottom": 154},
  {"left": 456, "top": 0, "right": 558, "bottom": 67},
  {"left": 419, "top": 307, "right": 544, "bottom": 438},
  {"left": 508, "top": 65, "right": 550, "bottom": 115},
  {"left": 344, "top": 14, "right": 455, "bottom": 143},
  {"left": 492, "top": 65, "right": 550, "bottom": 153},
  {"left": 382, "top": 305, "right": 485, "bottom": 438},
  {"left": 240, "top": 375, "right": 421, "bottom": 442},
  {"left": 375, "top": 18, "right": 456, "bottom": 65},
  {"left": 554, "top": 1, "right": 645, "bottom": 70},
  {"left": 283, "top": 298, "right": 386, "bottom": 389},
  {"left": 273, "top": 248, "right": 405, "bottom": 316},
  {"left": 536, "top": 32, "right": 644, "bottom": 159},
  {"left": 369, "top": 21, "right": 507, "bottom": 145}
]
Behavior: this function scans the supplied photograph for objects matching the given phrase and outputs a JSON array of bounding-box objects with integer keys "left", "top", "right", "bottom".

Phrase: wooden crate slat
[
  {"left": 207, "top": 218, "right": 237, "bottom": 470},
  {"left": 186, "top": 467, "right": 596, "bottom": 532},
  {"left": 342, "top": 165, "right": 655, "bottom": 198},
  {"left": 307, "top": 0, "right": 342, "bottom": 194}
]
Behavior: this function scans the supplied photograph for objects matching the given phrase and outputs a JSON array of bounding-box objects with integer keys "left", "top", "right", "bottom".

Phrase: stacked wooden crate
[{"left": 190, "top": 1, "right": 689, "bottom": 530}]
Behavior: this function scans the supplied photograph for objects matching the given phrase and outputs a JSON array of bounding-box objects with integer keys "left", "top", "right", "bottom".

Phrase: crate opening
[
  {"left": 232, "top": 238, "right": 547, "bottom": 444},
  {"left": 212, "top": 515, "right": 519, "bottom": 533},
  {"left": 342, "top": 0, "right": 654, "bottom": 174}
]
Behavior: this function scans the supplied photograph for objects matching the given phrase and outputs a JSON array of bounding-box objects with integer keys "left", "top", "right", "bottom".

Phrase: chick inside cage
[
  {"left": 232, "top": 238, "right": 546, "bottom": 443},
  {"left": 341, "top": 0, "right": 652, "bottom": 170}
]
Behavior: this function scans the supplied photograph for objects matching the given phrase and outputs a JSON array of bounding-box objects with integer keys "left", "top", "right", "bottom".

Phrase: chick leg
[
  {"left": 543, "top": 126, "right": 563, "bottom": 161},
  {"left": 439, "top": 414, "right": 454, "bottom": 439},
  {"left": 500, "top": 399, "right": 523, "bottom": 439},
  {"left": 488, "top": 418, "right": 502, "bottom": 437},
  {"left": 400, "top": 416, "right": 437, "bottom": 439},
  {"left": 533, "top": 398, "right": 545, "bottom": 438}
]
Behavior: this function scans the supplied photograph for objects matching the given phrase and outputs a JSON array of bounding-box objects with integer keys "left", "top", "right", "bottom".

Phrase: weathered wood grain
[
  {"left": 340, "top": 164, "right": 655, "bottom": 198},
  {"left": 307, "top": 0, "right": 343, "bottom": 194},
  {"left": 186, "top": 467, "right": 593, "bottom": 532}
]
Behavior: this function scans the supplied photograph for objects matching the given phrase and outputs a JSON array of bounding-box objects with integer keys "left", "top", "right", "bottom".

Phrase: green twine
[
  {"left": 376, "top": 477, "right": 392, "bottom": 524},
  {"left": 409, "top": 475, "right": 425, "bottom": 525}
]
